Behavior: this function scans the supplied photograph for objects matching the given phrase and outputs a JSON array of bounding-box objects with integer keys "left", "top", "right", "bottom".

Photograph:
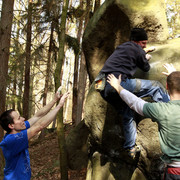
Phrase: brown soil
[{"left": 29, "top": 128, "right": 86, "bottom": 180}]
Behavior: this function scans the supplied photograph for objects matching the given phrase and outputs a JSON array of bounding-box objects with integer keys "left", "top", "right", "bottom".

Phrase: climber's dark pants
[{"left": 100, "top": 77, "right": 170, "bottom": 149}]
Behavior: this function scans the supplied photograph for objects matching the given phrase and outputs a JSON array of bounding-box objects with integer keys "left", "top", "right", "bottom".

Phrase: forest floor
[{"left": 29, "top": 125, "right": 87, "bottom": 180}]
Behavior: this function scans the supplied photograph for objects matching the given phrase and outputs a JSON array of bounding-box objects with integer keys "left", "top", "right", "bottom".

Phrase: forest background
[{"left": 0, "top": 0, "right": 179, "bottom": 179}]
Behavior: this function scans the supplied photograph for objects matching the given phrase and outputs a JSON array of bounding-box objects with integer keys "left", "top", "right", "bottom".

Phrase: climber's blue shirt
[{"left": 0, "top": 121, "right": 31, "bottom": 180}]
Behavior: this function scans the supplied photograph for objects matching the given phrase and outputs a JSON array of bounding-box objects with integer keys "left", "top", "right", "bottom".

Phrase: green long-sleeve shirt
[
  {"left": 120, "top": 89, "right": 180, "bottom": 163},
  {"left": 143, "top": 100, "right": 180, "bottom": 163}
]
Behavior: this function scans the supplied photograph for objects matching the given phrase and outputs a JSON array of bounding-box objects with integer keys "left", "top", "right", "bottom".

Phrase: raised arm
[
  {"left": 27, "top": 87, "right": 62, "bottom": 126},
  {"left": 120, "top": 89, "right": 147, "bottom": 116},
  {"left": 27, "top": 92, "right": 70, "bottom": 140},
  {"left": 107, "top": 74, "right": 147, "bottom": 116}
]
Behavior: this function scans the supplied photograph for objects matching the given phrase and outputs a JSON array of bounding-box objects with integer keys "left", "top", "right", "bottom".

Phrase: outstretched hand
[
  {"left": 53, "top": 86, "right": 62, "bottom": 102},
  {"left": 162, "top": 63, "right": 176, "bottom": 76},
  {"left": 107, "top": 74, "right": 123, "bottom": 94},
  {"left": 145, "top": 46, "right": 156, "bottom": 53},
  {"left": 145, "top": 54, "right": 152, "bottom": 61},
  {"left": 58, "top": 92, "right": 70, "bottom": 108}
]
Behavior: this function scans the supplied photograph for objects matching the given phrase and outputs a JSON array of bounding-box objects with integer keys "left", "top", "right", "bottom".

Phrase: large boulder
[
  {"left": 83, "top": 38, "right": 180, "bottom": 180},
  {"left": 66, "top": 0, "right": 180, "bottom": 179}
]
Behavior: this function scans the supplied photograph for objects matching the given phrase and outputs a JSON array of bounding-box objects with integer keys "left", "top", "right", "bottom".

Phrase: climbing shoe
[{"left": 126, "top": 145, "right": 141, "bottom": 159}]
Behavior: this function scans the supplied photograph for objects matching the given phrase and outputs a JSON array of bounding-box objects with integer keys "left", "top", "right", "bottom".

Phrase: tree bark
[
  {"left": 23, "top": 1, "right": 32, "bottom": 120},
  {"left": 0, "top": 0, "right": 14, "bottom": 177},
  {"left": 39, "top": 21, "right": 55, "bottom": 139},
  {"left": 72, "top": 54, "right": 78, "bottom": 125},
  {"left": 75, "top": 0, "right": 92, "bottom": 125},
  {"left": 17, "top": 56, "right": 24, "bottom": 115},
  {"left": 43, "top": 22, "right": 54, "bottom": 107},
  {"left": 94, "top": 0, "right": 101, "bottom": 12},
  {"left": 72, "top": 0, "right": 84, "bottom": 125},
  {"left": 76, "top": 53, "right": 88, "bottom": 123},
  {"left": 54, "top": 0, "right": 69, "bottom": 179},
  {"left": 12, "top": 70, "right": 17, "bottom": 109}
]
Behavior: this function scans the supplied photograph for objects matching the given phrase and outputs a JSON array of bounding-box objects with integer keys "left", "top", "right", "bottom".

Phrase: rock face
[
  {"left": 66, "top": 0, "right": 180, "bottom": 179},
  {"left": 82, "top": 38, "right": 180, "bottom": 180},
  {"left": 82, "top": 0, "right": 168, "bottom": 83}
]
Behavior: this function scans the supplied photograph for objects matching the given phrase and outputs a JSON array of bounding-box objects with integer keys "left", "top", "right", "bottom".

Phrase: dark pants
[
  {"left": 163, "top": 167, "right": 180, "bottom": 180},
  {"left": 100, "top": 78, "right": 169, "bottom": 149}
]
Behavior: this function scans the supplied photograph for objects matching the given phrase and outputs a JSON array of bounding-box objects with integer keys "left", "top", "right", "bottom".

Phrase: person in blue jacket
[{"left": 0, "top": 87, "right": 69, "bottom": 180}]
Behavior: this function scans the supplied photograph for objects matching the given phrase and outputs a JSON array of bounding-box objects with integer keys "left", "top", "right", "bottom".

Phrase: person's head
[
  {"left": 0, "top": 109, "right": 26, "bottom": 134},
  {"left": 167, "top": 71, "right": 180, "bottom": 95},
  {"left": 130, "top": 28, "right": 148, "bottom": 49}
]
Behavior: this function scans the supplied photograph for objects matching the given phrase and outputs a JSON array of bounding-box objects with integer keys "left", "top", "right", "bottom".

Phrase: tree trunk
[
  {"left": 39, "top": 21, "right": 55, "bottom": 139},
  {"left": 72, "top": 0, "right": 84, "bottom": 125},
  {"left": 72, "top": 53, "right": 78, "bottom": 125},
  {"left": 17, "top": 56, "right": 24, "bottom": 115},
  {"left": 76, "top": 0, "right": 91, "bottom": 125},
  {"left": 15, "top": 17, "right": 24, "bottom": 115},
  {"left": 54, "top": 0, "right": 69, "bottom": 179},
  {"left": 0, "top": 0, "right": 14, "bottom": 177},
  {"left": 94, "top": 0, "right": 101, "bottom": 12},
  {"left": 12, "top": 70, "right": 17, "bottom": 110},
  {"left": 23, "top": 1, "right": 32, "bottom": 120},
  {"left": 43, "top": 22, "right": 54, "bottom": 107},
  {"left": 76, "top": 53, "right": 88, "bottom": 124}
]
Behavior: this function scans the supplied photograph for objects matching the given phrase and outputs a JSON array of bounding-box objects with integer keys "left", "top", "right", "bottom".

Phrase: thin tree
[
  {"left": 39, "top": 21, "right": 55, "bottom": 139},
  {"left": 76, "top": 0, "right": 92, "bottom": 124},
  {"left": 23, "top": 0, "right": 32, "bottom": 120},
  {"left": 0, "top": 0, "right": 14, "bottom": 176},
  {"left": 16, "top": 20, "right": 24, "bottom": 115},
  {"left": 94, "top": 0, "right": 101, "bottom": 12},
  {"left": 72, "top": 0, "right": 84, "bottom": 125},
  {"left": 54, "top": 0, "right": 69, "bottom": 179}
]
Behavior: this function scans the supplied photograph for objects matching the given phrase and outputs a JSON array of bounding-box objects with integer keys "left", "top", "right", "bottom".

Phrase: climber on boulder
[{"left": 98, "top": 28, "right": 169, "bottom": 158}]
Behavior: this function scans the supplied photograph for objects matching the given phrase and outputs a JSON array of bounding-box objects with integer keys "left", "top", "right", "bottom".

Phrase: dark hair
[
  {"left": 167, "top": 71, "right": 180, "bottom": 94},
  {"left": 0, "top": 109, "right": 15, "bottom": 133},
  {"left": 130, "top": 28, "right": 148, "bottom": 41}
]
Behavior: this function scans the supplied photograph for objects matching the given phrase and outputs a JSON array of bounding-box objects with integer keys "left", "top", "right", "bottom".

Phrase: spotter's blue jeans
[{"left": 100, "top": 78, "right": 170, "bottom": 149}]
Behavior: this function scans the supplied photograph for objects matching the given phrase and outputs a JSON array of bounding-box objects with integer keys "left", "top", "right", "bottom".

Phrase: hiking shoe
[{"left": 126, "top": 145, "right": 141, "bottom": 159}]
